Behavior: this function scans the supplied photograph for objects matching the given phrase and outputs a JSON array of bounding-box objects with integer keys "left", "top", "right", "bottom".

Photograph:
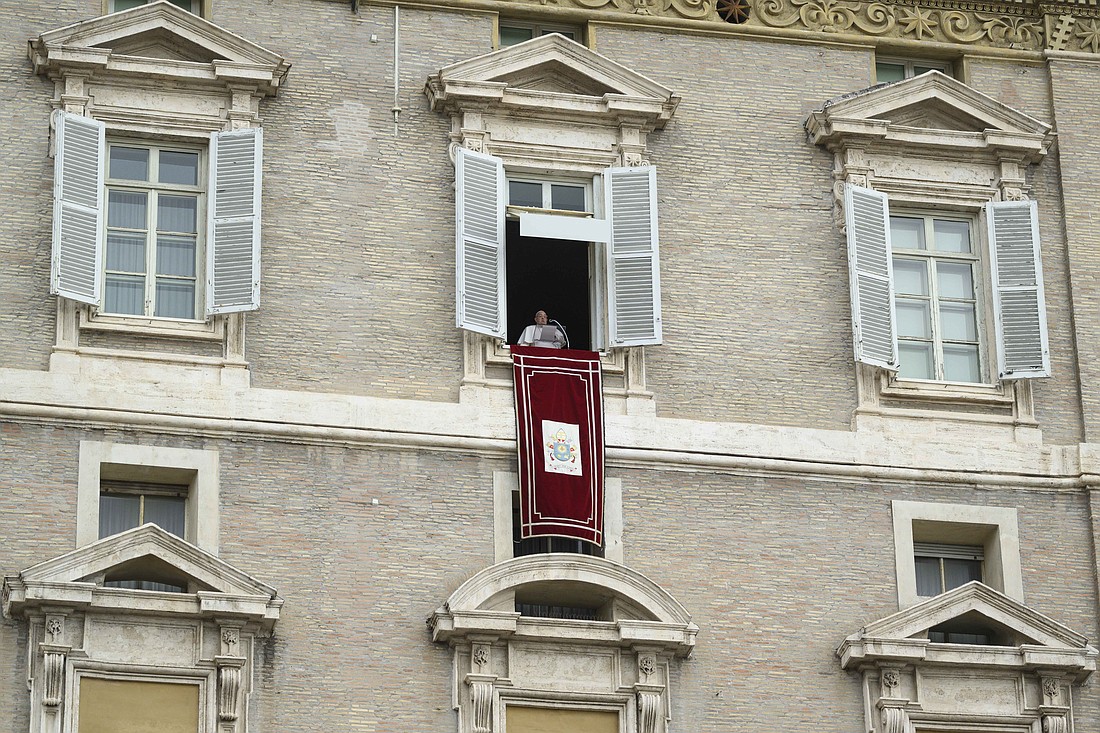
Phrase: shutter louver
[
  {"left": 987, "top": 200, "right": 1050, "bottom": 379},
  {"left": 844, "top": 184, "right": 898, "bottom": 369},
  {"left": 455, "top": 147, "right": 506, "bottom": 338},
  {"left": 206, "top": 127, "right": 262, "bottom": 316},
  {"left": 606, "top": 166, "right": 662, "bottom": 346},
  {"left": 51, "top": 110, "right": 104, "bottom": 305}
]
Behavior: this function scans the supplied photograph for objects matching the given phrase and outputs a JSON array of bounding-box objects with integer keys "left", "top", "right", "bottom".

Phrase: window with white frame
[
  {"left": 456, "top": 147, "right": 662, "bottom": 351},
  {"left": 52, "top": 111, "right": 263, "bottom": 322},
  {"left": 845, "top": 186, "right": 1049, "bottom": 384},
  {"left": 110, "top": 0, "right": 201, "bottom": 15},
  {"left": 104, "top": 142, "right": 204, "bottom": 319},
  {"left": 875, "top": 57, "right": 951, "bottom": 83},
  {"left": 498, "top": 21, "right": 582, "bottom": 47},
  {"left": 891, "top": 212, "right": 985, "bottom": 383}
]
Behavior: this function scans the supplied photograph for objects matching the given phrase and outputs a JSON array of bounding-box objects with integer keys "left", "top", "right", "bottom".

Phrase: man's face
[{"left": 534, "top": 311, "right": 548, "bottom": 325}]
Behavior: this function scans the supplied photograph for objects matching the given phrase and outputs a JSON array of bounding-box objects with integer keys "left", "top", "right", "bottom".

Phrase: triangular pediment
[
  {"left": 15, "top": 523, "right": 276, "bottom": 598},
  {"left": 439, "top": 34, "right": 672, "bottom": 100},
  {"left": 31, "top": 1, "right": 288, "bottom": 90},
  {"left": 821, "top": 71, "right": 1048, "bottom": 136},
  {"left": 427, "top": 34, "right": 678, "bottom": 128},
  {"left": 807, "top": 72, "right": 1052, "bottom": 160},
  {"left": 858, "top": 582, "right": 1089, "bottom": 650}
]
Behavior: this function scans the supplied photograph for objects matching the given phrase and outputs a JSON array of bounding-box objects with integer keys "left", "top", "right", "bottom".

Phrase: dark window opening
[
  {"left": 506, "top": 220, "right": 592, "bottom": 351},
  {"left": 516, "top": 602, "right": 599, "bottom": 620},
  {"left": 512, "top": 491, "right": 602, "bottom": 557}
]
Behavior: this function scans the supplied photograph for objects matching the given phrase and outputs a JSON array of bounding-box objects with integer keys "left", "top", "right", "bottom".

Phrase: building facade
[{"left": 2, "top": 0, "right": 1100, "bottom": 731}]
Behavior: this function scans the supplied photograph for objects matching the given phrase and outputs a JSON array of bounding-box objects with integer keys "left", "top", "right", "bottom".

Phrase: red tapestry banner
[{"left": 512, "top": 345, "right": 604, "bottom": 546}]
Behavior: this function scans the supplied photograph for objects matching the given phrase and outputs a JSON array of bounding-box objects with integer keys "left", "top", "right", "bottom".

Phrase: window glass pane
[
  {"left": 78, "top": 678, "right": 199, "bottom": 733},
  {"left": 99, "top": 493, "right": 140, "bottom": 538},
  {"left": 942, "top": 344, "right": 981, "bottom": 383},
  {"left": 551, "top": 184, "right": 586, "bottom": 212},
  {"left": 893, "top": 259, "right": 928, "bottom": 295},
  {"left": 109, "top": 146, "right": 149, "bottom": 181},
  {"left": 168, "top": 0, "right": 197, "bottom": 11},
  {"left": 106, "top": 233, "right": 146, "bottom": 273},
  {"left": 940, "top": 302, "right": 978, "bottom": 341},
  {"left": 913, "top": 65, "right": 942, "bottom": 76},
  {"left": 107, "top": 191, "right": 148, "bottom": 229},
  {"left": 509, "top": 181, "right": 543, "bottom": 208},
  {"left": 943, "top": 557, "right": 982, "bottom": 590},
  {"left": 937, "top": 262, "right": 974, "bottom": 299},
  {"left": 104, "top": 275, "right": 145, "bottom": 315},
  {"left": 895, "top": 299, "right": 931, "bottom": 339},
  {"left": 875, "top": 63, "right": 906, "bottom": 82},
  {"left": 890, "top": 217, "right": 926, "bottom": 250},
  {"left": 547, "top": 29, "right": 576, "bottom": 39},
  {"left": 915, "top": 556, "right": 942, "bottom": 596},
  {"left": 155, "top": 280, "right": 196, "bottom": 319},
  {"left": 500, "top": 26, "right": 534, "bottom": 46},
  {"left": 898, "top": 341, "right": 934, "bottom": 380},
  {"left": 158, "top": 150, "right": 199, "bottom": 186},
  {"left": 933, "top": 219, "right": 971, "bottom": 253},
  {"left": 157, "top": 235, "right": 197, "bottom": 277},
  {"left": 158, "top": 195, "right": 198, "bottom": 234},
  {"left": 143, "top": 495, "right": 186, "bottom": 537}
]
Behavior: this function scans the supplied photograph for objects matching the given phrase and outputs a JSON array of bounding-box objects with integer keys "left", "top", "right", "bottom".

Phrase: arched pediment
[{"left": 429, "top": 554, "right": 696, "bottom": 657}]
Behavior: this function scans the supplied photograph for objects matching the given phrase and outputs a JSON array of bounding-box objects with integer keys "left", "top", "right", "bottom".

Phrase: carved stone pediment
[
  {"left": 427, "top": 33, "right": 679, "bottom": 129},
  {"left": 3, "top": 523, "right": 282, "bottom": 624},
  {"left": 807, "top": 71, "right": 1052, "bottom": 161},
  {"left": 839, "top": 583, "right": 1096, "bottom": 733},
  {"left": 429, "top": 555, "right": 696, "bottom": 733},
  {"left": 30, "top": 0, "right": 289, "bottom": 94},
  {"left": 3, "top": 524, "right": 281, "bottom": 733}
]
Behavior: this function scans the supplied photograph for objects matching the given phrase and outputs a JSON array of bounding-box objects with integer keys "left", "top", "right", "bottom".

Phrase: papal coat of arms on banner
[{"left": 542, "top": 420, "right": 583, "bottom": 476}]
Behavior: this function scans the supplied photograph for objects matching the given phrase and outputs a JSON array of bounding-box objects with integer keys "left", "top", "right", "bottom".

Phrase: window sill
[
  {"left": 488, "top": 339, "right": 625, "bottom": 374},
  {"left": 880, "top": 373, "right": 1015, "bottom": 406},
  {"left": 80, "top": 308, "right": 225, "bottom": 342}
]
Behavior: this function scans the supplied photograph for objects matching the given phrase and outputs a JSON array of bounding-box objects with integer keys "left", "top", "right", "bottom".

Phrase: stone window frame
[
  {"left": 892, "top": 499, "right": 1022, "bottom": 608},
  {"left": 807, "top": 71, "right": 1054, "bottom": 428},
  {"left": 428, "top": 554, "right": 697, "bottom": 733},
  {"left": 77, "top": 440, "right": 220, "bottom": 553},
  {"left": 426, "top": 34, "right": 679, "bottom": 412},
  {"left": 493, "top": 470, "right": 623, "bottom": 564},
  {"left": 30, "top": 2, "right": 287, "bottom": 361}
]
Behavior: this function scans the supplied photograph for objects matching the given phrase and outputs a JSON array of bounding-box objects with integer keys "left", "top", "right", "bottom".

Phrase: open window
[
  {"left": 456, "top": 147, "right": 660, "bottom": 351},
  {"left": 428, "top": 33, "right": 678, "bottom": 401}
]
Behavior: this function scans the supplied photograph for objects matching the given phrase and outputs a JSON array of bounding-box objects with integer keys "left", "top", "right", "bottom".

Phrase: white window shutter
[
  {"left": 844, "top": 184, "right": 898, "bottom": 369},
  {"left": 51, "top": 110, "right": 104, "bottom": 305},
  {"left": 987, "top": 200, "right": 1050, "bottom": 379},
  {"left": 605, "top": 165, "right": 662, "bottom": 346},
  {"left": 206, "top": 127, "right": 262, "bottom": 316},
  {"left": 455, "top": 147, "right": 506, "bottom": 339}
]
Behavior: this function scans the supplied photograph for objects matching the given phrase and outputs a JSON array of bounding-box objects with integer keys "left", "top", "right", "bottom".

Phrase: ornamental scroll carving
[
  {"left": 637, "top": 690, "right": 662, "bottom": 733},
  {"left": 471, "top": 680, "right": 493, "bottom": 733},
  {"left": 42, "top": 648, "right": 66, "bottom": 707}
]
